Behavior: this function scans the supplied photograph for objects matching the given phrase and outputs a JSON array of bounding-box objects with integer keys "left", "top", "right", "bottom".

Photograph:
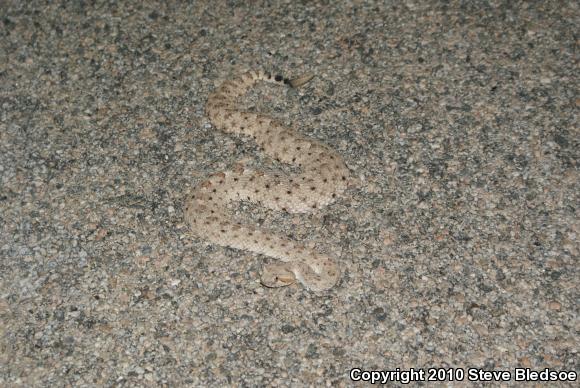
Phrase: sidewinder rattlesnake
[{"left": 184, "top": 70, "right": 350, "bottom": 291}]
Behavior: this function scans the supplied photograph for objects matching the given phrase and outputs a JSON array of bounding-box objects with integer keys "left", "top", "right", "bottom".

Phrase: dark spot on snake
[{"left": 275, "top": 74, "right": 283, "bottom": 82}]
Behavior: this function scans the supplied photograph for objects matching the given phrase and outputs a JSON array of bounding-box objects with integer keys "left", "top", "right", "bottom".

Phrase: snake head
[{"left": 260, "top": 263, "right": 296, "bottom": 288}]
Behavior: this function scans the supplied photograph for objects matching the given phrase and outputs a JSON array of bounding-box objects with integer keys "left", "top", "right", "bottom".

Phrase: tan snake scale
[{"left": 184, "top": 70, "right": 350, "bottom": 291}]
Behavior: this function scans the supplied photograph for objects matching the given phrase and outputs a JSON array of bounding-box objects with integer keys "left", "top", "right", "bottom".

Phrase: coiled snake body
[{"left": 184, "top": 70, "right": 349, "bottom": 291}]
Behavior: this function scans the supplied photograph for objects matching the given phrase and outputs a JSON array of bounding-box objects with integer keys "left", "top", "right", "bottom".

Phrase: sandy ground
[{"left": 1, "top": 1, "right": 578, "bottom": 386}]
